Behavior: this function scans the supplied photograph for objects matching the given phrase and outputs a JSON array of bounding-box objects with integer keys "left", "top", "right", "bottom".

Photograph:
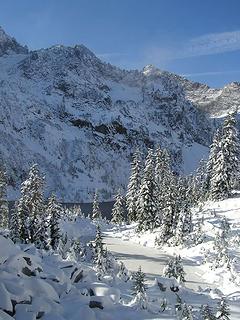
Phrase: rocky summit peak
[
  {"left": 0, "top": 26, "right": 10, "bottom": 41},
  {"left": 142, "top": 64, "right": 162, "bottom": 76},
  {"left": 0, "top": 26, "right": 28, "bottom": 56}
]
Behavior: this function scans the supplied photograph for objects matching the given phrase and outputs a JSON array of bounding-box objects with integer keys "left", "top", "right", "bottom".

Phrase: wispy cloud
[
  {"left": 183, "top": 30, "right": 240, "bottom": 57},
  {"left": 182, "top": 70, "right": 240, "bottom": 77},
  {"left": 143, "top": 30, "right": 240, "bottom": 65}
]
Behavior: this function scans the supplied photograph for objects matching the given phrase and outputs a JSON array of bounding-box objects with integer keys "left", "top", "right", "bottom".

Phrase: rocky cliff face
[
  {"left": 177, "top": 76, "right": 240, "bottom": 116},
  {"left": 0, "top": 27, "right": 238, "bottom": 202}
]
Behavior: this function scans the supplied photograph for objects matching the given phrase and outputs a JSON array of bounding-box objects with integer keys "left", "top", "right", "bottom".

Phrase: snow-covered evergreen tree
[
  {"left": 193, "top": 220, "right": 205, "bottom": 245},
  {"left": 59, "top": 232, "right": 69, "bottom": 259},
  {"left": 72, "top": 205, "right": 84, "bottom": 219},
  {"left": 154, "top": 146, "right": 164, "bottom": 217},
  {"left": 9, "top": 208, "right": 19, "bottom": 243},
  {"left": 66, "top": 238, "right": 86, "bottom": 262},
  {"left": 163, "top": 255, "right": 186, "bottom": 283},
  {"left": 74, "top": 238, "right": 86, "bottom": 261},
  {"left": 175, "top": 294, "right": 183, "bottom": 315},
  {"left": 160, "top": 173, "right": 179, "bottom": 240},
  {"left": 91, "top": 225, "right": 107, "bottom": 273},
  {"left": 37, "top": 215, "right": 49, "bottom": 250},
  {"left": 220, "top": 216, "right": 230, "bottom": 236},
  {"left": 17, "top": 164, "right": 46, "bottom": 245},
  {"left": 213, "top": 231, "right": 230, "bottom": 268},
  {"left": 0, "top": 168, "right": 9, "bottom": 228},
  {"left": 191, "top": 159, "right": 208, "bottom": 204},
  {"left": 205, "top": 128, "right": 222, "bottom": 196},
  {"left": 126, "top": 148, "right": 142, "bottom": 222},
  {"left": 111, "top": 190, "right": 125, "bottom": 225},
  {"left": 47, "top": 194, "right": 63, "bottom": 250},
  {"left": 180, "top": 303, "right": 193, "bottom": 320},
  {"left": 210, "top": 111, "right": 240, "bottom": 200},
  {"left": 131, "top": 266, "right": 148, "bottom": 310},
  {"left": 92, "top": 190, "right": 102, "bottom": 220},
  {"left": 174, "top": 202, "right": 193, "bottom": 245},
  {"left": 222, "top": 110, "right": 240, "bottom": 187},
  {"left": 216, "top": 298, "right": 230, "bottom": 320},
  {"left": 132, "top": 266, "right": 147, "bottom": 294},
  {"left": 201, "top": 304, "right": 216, "bottom": 320},
  {"left": 91, "top": 225, "right": 103, "bottom": 255},
  {"left": 136, "top": 149, "right": 159, "bottom": 232},
  {"left": 155, "top": 148, "right": 172, "bottom": 214}
]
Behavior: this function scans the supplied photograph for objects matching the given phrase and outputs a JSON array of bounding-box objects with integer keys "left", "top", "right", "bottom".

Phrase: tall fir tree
[
  {"left": 213, "top": 231, "right": 230, "bottom": 268},
  {"left": 9, "top": 207, "right": 19, "bottom": 242},
  {"left": 111, "top": 190, "right": 125, "bottom": 225},
  {"left": 174, "top": 202, "right": 193, "bottom": 245},
  {"left": 92, "top": 190, "right": 102, "bottom": 220},
  {"left": 47, "top": 193, "right": 63, "bottom": 250},
  {"left": 155, "top": 148, "right": 172, "bottom": 208},
  {"left": 160, "top": 173, "right": 179, "bottom": 241},
  {"left": 205, "top": 129, "right": 222, "bottom": 196},
  {"left": 136, "top": 149, "right": 159, "bottom": 232},
  {"left": 221, "top": 110, "right": 240, "bottom": 189},
  {"left": 0, "top": 167, "right": 9, "bottom": 228},
  {"left": 210, "top": 111, "right": 240, "bottom": 200},
  {"left": 17, "top": 164, "right": 46, "bottom": 245},
  {"left": 191, "top": 159, "right": 208, "bottom": 204},
  {"left": 126, "top": 149, "right": 142, "bottom": 222},
  {"left": 59, "top": 232, "right": 69, "bottom": 259},
  {"left": 154, "top": 145, "right": 164, "bottom": 215},
  {"left": 91, "top": 225, "right": 106, "bottom": 273}
]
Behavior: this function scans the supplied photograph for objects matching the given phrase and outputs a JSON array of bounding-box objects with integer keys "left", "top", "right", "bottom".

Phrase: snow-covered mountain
[{"left": 0, "top": 27, "right": 238, "bottom": 202}]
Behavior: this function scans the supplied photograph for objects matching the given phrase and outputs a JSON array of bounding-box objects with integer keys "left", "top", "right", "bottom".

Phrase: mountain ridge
[{"left": 0, "top": 27, "right": 238, "bottom": 201}]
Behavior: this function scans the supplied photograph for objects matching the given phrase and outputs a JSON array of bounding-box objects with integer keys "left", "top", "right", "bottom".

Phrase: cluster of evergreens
[{"left": 123, "top": 111, "right": 239, "bottom": 244}]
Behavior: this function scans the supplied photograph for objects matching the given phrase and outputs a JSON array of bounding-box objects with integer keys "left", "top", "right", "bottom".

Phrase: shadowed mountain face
[{"left": 0, "top": 27, "right": 238, "bottom": 202}]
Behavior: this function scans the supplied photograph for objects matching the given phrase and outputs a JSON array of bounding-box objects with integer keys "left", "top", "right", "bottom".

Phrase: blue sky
[{"left": 1, "top": 0, "right": 240, "bottom": 87}]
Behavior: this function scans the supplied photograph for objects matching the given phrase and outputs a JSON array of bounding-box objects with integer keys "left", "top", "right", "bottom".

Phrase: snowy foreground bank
[{"left": 0, "top": 198, "right": 240, "bottom": 319}]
